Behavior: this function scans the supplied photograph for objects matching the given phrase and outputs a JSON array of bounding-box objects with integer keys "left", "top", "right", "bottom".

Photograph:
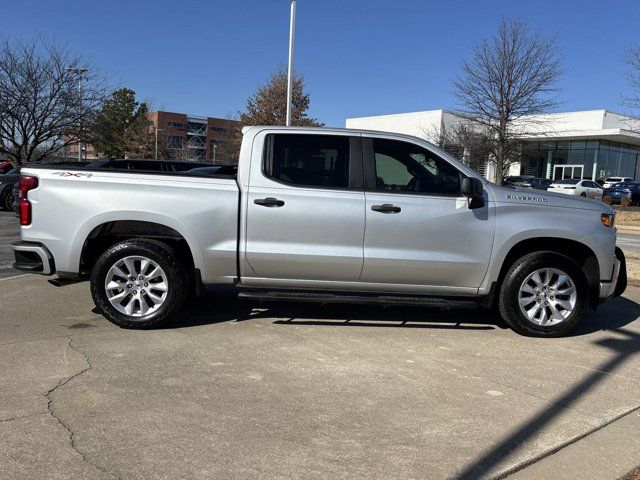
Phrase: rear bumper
[
  {"left": 599, "top": 247, "right": 626, "bottom": 299},
  {"left": 11, "top": 241, "right": 55, "bottom": 275}
]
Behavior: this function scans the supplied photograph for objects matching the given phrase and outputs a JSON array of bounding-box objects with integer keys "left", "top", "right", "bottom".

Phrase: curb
[{"left": 507, "top": 408, "right": 640, "bottom": 480}]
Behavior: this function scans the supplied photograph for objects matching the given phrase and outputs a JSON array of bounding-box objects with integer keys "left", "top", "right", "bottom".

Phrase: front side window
[
  {"left": 267, "top": 134, "right": 350, "bottom": 189},
  {"left": 371, "top": 139, "right": 460, "bottom": 195}
]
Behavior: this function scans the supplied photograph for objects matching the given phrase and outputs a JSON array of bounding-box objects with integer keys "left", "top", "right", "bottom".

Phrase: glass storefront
[{"left": 521, "top": 140, "right": 640, "bottom": 180}]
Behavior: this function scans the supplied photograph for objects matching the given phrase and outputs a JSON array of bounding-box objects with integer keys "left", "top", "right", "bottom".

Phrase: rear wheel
[
  {"left": 90, "top": 239, "right": 190, "bottom": 328},
  {"left": 621, "top": 196, "right": 631, "bottom": 207},
  {"left": 580, "top": 192, "right": 587, "bottom": 197},
  {"left": 498, "top": 251, "right": 588, "bottom": 337}
]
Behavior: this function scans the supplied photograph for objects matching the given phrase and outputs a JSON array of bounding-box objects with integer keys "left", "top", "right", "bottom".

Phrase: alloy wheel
[
  {"left": 518, "top": 268, "right": 577, "bottom": 326},
  {"left": 104, "top": 255, "right": 169, "bottom": 317}
]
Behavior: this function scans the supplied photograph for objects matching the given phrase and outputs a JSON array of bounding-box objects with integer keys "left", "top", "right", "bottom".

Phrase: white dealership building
[{"left": 346, "top": 109, "right": 640, "bottom": 182}]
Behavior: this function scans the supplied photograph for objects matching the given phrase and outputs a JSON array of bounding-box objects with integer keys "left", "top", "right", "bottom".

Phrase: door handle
[
  {"left": 254, "top": 197, "right": 285, "bottom": 207},
  {"left": 371, "top": 203, "right": 401, "bottom": 213}
]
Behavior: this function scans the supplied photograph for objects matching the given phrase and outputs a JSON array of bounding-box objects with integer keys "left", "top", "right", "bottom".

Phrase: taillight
[{"left": 19, "top": 176, "right": 38, "bottom": 226}]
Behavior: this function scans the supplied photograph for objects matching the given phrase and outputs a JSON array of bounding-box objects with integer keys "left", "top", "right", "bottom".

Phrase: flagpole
[{"left": 285, "top": 0, "right": 296, "bottom": 126}]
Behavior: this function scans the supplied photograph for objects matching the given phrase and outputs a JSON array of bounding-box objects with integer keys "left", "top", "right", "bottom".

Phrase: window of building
[
  {"left": 210, "top": 126, "right": 227, "bottom": 132},
  {"left": 265, "top": 134, "right": 350, "bottom": 189},
  {"left": 371, "top": 139, "right": 460, "bottom": 195},
  {"left": 187, "top": 122, "right": 206, "bottom": 135},
  {"left": 167, "top": 121, "right": 185, "bottom": 128}
]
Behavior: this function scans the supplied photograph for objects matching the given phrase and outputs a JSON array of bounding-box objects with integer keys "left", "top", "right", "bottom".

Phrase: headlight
[{"left": 601, "top": 213, "right": 615, "bottom": 228}]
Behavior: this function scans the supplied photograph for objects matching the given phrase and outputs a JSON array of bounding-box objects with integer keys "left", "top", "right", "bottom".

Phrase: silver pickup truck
[{"left": 12, "top": 126, "right": 626, "bottom": 337}]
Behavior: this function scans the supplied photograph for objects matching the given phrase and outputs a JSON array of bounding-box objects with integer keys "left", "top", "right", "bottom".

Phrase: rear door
[
  {"left": 244, "top": 132, "right": 366, "bottom": 282},
  {"left": 360, "top": 137, "right": 495, "bottom": 289}
]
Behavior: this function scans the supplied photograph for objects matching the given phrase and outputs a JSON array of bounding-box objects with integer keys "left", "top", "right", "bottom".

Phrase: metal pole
[
  {"left": 78, "top": 74, "right": 83, "bottom": 161},
  {"left": 285, "top": 0, "right": 296, "bottom": 127},
  {"left": 213, "top": 144, "right": 217, "bottom": 163}
]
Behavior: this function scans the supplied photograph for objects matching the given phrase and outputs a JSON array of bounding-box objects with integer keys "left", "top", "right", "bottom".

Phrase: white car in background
[
  {"left": 548, "top": 179, "right": 603, "bottom": 199},
  {"left": 603, "top": 177, "right": 634, "bottom": 189}
]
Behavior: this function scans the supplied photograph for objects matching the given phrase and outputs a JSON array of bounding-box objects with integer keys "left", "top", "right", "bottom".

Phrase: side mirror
[{"left": 461, "top": 177, "right": 485, "bottom": 209}]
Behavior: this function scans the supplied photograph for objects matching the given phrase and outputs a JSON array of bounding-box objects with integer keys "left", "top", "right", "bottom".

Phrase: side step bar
[{"left": 237, "top": 291, "right": 478, "bottom": 309}]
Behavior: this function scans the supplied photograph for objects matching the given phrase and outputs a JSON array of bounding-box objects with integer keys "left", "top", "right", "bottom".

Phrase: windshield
[{"left": 554, "top": 179, "right": 580, "bottom": 185}]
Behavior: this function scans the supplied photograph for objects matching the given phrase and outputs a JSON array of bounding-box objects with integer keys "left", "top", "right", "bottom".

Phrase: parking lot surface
[
  {"left": 1, "top": 273, "right": 639, "bottom": 480},
  {"left": 0, "top": 211, "right": 19, "bottom": 278}
]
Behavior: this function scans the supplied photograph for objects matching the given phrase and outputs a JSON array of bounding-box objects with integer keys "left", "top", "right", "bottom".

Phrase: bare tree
[
  {"left": 453, "top": 18, "right": 561, "bottom": 184},
  {"left": 624, "top": 44, "right": 640, "bottom": 109},
  {"left": 0, "top": 37, "right": 107, "bottom": 165},
  {"left": 422, "top": 121, "right": 493, "bottom": 175}
]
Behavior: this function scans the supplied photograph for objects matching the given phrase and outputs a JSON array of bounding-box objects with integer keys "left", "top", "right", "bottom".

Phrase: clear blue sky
[{"left": 3, "top": 0, "right": 639, "bottom": 126}]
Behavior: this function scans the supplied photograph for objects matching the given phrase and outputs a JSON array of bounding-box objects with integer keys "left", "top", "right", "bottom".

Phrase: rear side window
[{"left": 266, "top": 134, "right": 350, "bottom": 189}]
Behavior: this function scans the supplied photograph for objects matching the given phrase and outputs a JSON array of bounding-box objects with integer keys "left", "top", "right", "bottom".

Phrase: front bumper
[
  {"left": 11, "top": 241, "right": 55, "bottom": 275},
  {"left": 599, "top": 247, "right": 627, "bottom": 298}
]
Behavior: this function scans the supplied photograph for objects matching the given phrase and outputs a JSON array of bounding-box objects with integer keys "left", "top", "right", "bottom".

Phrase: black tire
[
  {"left": 580, "top": 192, "right": 587, "bottom": 197},
  {"left": 498, "top": 251, "right": 588, "bottom": 337},
  {"left": 90, "top": 239, "right": 190, "bottom": 328},
  {"left": 1, "top": 188, "right": 13, "bottom": 211}
]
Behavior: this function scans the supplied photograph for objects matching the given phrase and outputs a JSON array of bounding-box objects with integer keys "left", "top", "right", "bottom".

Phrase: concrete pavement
[
  {"left": 1, "top": 274, "right": 639, "bottom": 479},
  {"left": 0, "top": 211, "right": 19, "bottom": 279},
  {"left": 618, "top": 232, "right": 640, "bottom": 256}
]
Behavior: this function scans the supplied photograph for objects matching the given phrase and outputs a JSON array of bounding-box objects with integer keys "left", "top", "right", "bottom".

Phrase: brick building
[
  {"left": 66, "top": 111, "right": 241, "bottom": 164},
  {"left": 149, "top": 111, "right": 240, "bottom": 164}
]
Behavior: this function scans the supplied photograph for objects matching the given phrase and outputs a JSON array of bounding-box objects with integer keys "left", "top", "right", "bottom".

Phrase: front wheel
[
  {"left": 498, "top": 251, "right": 588, "bottom": 337},
  {"left": 90, "top": 239, "right": 190, "bottom": 328}
]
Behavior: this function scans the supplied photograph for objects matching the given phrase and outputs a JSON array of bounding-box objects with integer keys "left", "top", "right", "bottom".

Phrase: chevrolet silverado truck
[{"left": 11, "top": 126, "right": 627, "bottom": 337}]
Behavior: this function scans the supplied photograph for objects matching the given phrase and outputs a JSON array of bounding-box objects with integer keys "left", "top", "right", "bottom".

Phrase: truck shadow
[{"left": 167, "top": 287, "right": 640, "bottom": 336}]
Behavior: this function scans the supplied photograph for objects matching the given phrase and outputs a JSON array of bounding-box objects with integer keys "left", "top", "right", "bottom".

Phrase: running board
[{"left": 237, "top": 291, "right": 478, "bottom": 309}]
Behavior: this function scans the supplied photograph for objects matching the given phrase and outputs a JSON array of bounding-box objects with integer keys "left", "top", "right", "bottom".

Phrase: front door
[
  {"left": 553, "top": 165, "right": 584, "bottom": 180},
  {"left": 244, "top": 133, "right": 365, "bottom": 282},
  {"left": 360, "top": 137, "right": 495, "bottom": 289}
]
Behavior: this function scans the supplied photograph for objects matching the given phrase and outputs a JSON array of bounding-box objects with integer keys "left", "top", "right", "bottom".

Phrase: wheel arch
[
  {"left": 77, "top": 217, "right": 201, "bottom": 277},
  {"left": 495, "top": 237, "right": 600, "bottom": 308}
]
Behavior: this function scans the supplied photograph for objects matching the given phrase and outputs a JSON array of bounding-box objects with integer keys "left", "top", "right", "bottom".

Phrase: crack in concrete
[
  {"left": 0, "top": 412, "right": 47, "bottom": 423},
  {"left": 45, "top": 336, "right": 121, "bottom": 480}
]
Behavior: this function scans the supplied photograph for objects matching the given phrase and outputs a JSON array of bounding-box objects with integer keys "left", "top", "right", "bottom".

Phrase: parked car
[
  {"left": 602, "top": 182, "right": 640, "bottom": 206},
  {"left": 184, "top": 165, "right": 238, "bottom": 176},
  {"left": 86, "top": 159, "right": 213, "bottom": 172},
  {"left": 530, "top": 178, "right": 553, "bottom": 190},
  {"left": 0, "top": 161, "right": 14, "bottom": 175},
  {"left": 548, "top": 179, "right": 603, "bottom": 199},
  {"left": 503, "top": 176, "right": 536, "bottom": 187},
  {"left": 603, "top": 177, "right": 635, "bottom": 189},
  {"left": 0, "top": 167, "right": 20, "bottom": 211},
  {"left": 11, "top": 126, "right": 625, "bottom": 338}
]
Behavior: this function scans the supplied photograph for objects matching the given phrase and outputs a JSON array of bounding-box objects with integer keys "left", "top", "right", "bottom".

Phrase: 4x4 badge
[{"left": 51, "top": 172, "right": 93, "bottom": 178}]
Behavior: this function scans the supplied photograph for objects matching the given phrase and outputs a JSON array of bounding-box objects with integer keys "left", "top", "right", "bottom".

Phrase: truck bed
[{"left": 19, "top": 165, "right": 240, "bottom": 284}]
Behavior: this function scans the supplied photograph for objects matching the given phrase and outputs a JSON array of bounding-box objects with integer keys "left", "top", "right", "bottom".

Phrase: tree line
[{"left": 1, "top": 23, "right": 639, "bottom": 177}]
